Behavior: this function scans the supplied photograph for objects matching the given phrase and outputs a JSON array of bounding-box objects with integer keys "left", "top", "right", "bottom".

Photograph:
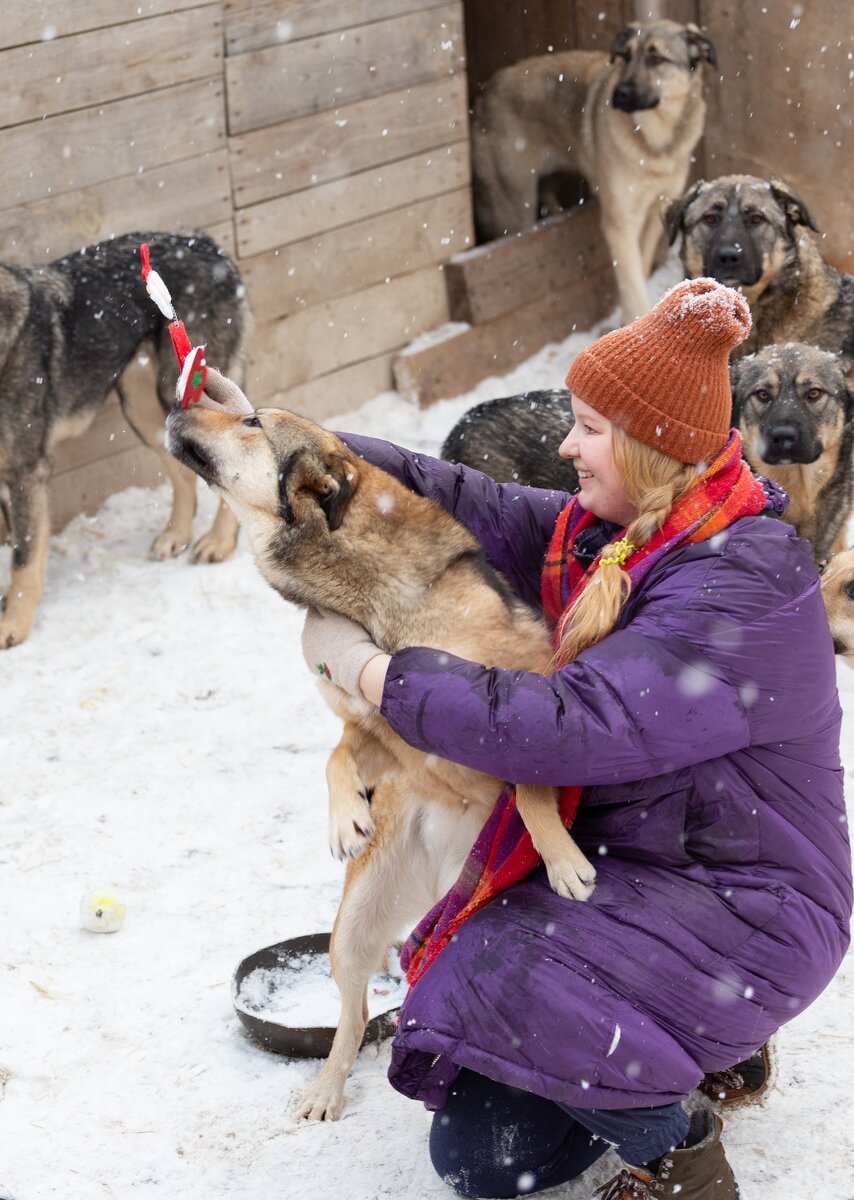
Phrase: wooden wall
[{"left": 0, "top": 0, "right": 473, "bottom": 529}]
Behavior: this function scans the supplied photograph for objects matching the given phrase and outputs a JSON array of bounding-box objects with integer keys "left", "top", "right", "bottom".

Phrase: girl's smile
[{"left": 559, "top": 395, "right": 638, "bottom": 526}]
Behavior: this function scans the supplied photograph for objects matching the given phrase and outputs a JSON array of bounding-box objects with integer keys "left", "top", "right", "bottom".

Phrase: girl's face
[{"left": 559, "top": 396, "right": 638, "bottom": 526}]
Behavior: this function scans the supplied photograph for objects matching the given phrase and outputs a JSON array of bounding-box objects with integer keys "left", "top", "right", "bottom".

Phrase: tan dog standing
[
  {"left": 472, "top": 20, "right": 716, "bottom": 322},
  {"left": 166, "top": 373, "right": 595, "bottom": 1121}
]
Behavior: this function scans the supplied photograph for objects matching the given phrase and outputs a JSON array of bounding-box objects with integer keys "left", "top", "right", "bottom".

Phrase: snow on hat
[{"left": 565, "top": 278, "right": 752, "bottom": 464}]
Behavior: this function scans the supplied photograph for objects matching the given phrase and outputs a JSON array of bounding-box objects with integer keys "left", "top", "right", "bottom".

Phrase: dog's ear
[
  {"left": 663, "top": 180, "right": 703, "bottom": 246},
  {"left": 728, "top": 359, "right": 746, "bottom": 425},
  {"left": 609, "top": 25, "right": 636, "bottom": 62},
  {"left": 684, "top": 24, "right": 718, "bottom": 69},
  {"left": 769, "top": 179, "right": 820, "bottom": 233},
  {"left": 306, "top": 454, "right": 357, "bottom": 531}
]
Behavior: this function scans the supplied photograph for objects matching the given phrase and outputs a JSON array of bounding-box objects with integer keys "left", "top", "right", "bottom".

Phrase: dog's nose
[
  {"left": 765, "top": 423, "right": 801, "bottom": 456},
  {"left": 714, "top": 243, "right": 743, "bottom": 268},
  {"left": 612, "top": 82, "right": 637, "bottom": 111}
]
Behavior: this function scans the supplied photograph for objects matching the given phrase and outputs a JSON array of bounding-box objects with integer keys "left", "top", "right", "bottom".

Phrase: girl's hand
[{"left": 301, "top": 608, "right": 389, "bottom": 701}]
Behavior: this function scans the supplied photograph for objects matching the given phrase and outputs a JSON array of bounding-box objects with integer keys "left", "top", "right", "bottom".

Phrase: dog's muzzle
[{"left": 612, "top": 83, "right": 659, "bottom": 112}]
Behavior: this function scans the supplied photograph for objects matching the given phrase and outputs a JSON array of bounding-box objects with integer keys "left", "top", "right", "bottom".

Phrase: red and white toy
[{"left": 139, "top": 242, "right": 207, "bottom": 408}]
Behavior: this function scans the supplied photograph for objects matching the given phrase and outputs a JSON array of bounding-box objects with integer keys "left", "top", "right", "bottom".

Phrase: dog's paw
[
  {"left": 545, "top": 857, "right": 597, "bottom": 902},
  {"left": 189, "top": 530, "right": 236, "bottom": 564},
  {"left": 329, "top": 790, "right": 375, "bottom": 861},
  {"left": 0, "top": 615, "right": 30, "bottom": 649},
  {"left": 293, "top": 1082, "right": 346, "bottom": 1123},
  {"left": 150, "top": 529, "right": 190, "bottom": 560}
]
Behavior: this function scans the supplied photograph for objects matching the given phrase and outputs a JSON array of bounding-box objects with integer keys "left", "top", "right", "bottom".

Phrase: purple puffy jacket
[{"left": 343, "top": 434, "right": 853, "bottom": 1111}]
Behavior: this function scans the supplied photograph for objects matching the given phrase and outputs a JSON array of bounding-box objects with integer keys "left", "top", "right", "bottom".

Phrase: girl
[{"left": 301, "top": 279, "right": 852, "bottom": 1199}]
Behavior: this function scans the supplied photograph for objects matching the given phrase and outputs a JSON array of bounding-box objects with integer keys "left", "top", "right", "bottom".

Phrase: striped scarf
[{"left": 401, "top": 430, "right": 766, "bottom": 987}]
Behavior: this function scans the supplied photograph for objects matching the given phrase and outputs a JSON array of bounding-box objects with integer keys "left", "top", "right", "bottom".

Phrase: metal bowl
[{"left": 232, "top": 931, "right": 401, "bottom": 1058}]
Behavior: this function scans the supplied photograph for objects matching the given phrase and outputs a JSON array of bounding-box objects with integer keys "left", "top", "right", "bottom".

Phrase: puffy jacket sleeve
[
  {"left": 380, "top": 606, "right": 751, "bottom": 788},
  {"left": 341, "top": 432, "right": 572, "bottom": 609},
  {"left": 378, "top": 523, "right": 835, "bottom": 789}
]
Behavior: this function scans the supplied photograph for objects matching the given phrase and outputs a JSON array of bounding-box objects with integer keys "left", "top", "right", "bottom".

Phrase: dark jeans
[{"left": 429, "top": 1068, "right": 690, "bottom": 1199}]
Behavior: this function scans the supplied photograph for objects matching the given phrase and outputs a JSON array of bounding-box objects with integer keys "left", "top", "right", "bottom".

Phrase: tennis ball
[{"left": 80, "top": 889, "right": 126, "bottom": 933}]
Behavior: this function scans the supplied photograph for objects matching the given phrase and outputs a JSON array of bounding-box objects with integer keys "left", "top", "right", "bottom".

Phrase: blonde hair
[{"left": 553, "top": 427, "right": 699, "bottom": 668}]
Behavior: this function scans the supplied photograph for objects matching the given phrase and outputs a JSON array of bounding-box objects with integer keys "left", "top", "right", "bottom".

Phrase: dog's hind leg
[
  {"left": 515, "top": 783, "right": 596, "bottom": 901},
  {"left": 0, "top": 466, "right": 50, "bottom": 649},
  {"left": 116, "top": 374, "right": 198, "bottom": 559},
  {"left": 293, "top": 789, "right": 422, "bottom": 1122}
]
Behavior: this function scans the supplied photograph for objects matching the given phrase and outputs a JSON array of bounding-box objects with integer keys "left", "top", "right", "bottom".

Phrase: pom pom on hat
[{"left": 566, "top": 278, "right": 752, "bottom": 463}]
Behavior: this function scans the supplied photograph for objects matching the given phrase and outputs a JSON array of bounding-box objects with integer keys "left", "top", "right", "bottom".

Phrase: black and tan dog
[
  {"left": 665, "top": 174, "right": 854, "bottom": 360},
  {"left": 0, "top": 232, "right": 250, "bottom": 648},
  {"left": 166, "top": 375, "right": 596, "bottom": 1120},
  {"left": 731, "top": 343, "right": 854, "bottom": 565},
  {"left": 820, "top": 548, "right": 854, "bottom": 659},
  {"left": 472, "top": 19, "right": 716, "bottom": 321}
]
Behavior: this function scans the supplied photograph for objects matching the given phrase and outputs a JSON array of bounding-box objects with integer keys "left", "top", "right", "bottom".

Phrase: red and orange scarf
[{"left": 401, "top": 432, "right": 767, "bottom": 987}]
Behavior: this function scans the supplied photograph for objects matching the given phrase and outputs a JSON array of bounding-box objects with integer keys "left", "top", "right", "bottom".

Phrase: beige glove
[
  {"left": 190, "top": 365, "right": 254, "bottom": 415},
  {"left": 301, "top": 607, "right": 383, "bottom": 698}
]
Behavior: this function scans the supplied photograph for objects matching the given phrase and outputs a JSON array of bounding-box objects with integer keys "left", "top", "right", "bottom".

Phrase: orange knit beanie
[{"left": 565, "top": 277, "right": 752, "bottom": 464}]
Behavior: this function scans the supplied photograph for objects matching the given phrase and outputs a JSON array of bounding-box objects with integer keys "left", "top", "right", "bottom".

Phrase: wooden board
[
  {"left": 226, "top": 4, "right": 464, "bottom": 134},
  {"left": 224, "top": 0, "right": 450, "bottom": 56},
  {"left": 230, "top": 74, "right": 468, "bottom": 208},
  {"left": 249, "top": 263, "right": 449, "bottom": 396},
  {"left": 49, "top": 445, "right": 165, "bottom": 533},
  {"left": 270, "top": 352, "right": 396, "bottom": 423},
  {"left": 0, "top": 8, "right": 222, "bottom": 131},
  {"left": 0, "top": 151, "right": 232, "bottom": 263},
  {"left": 241, "top": 188, "right": 473, "bottom": 321},
  {"left": 393, "top": 265, "right": 616, "bottom": 405},
  {"left": 0, "top": 0, "right": 202, "bottom": 50},
  {"left": 445, "top": 202, "right": 611, "bottom": 325},
  {"left": 237, "top": 139, "right": 470, "bottom": 257},
  {"left": 0, "top": 78, "right": 225, "bottom": 209}
]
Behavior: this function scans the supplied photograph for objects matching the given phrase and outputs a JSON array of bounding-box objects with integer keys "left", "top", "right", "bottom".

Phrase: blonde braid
[{"left": 552, "top": 430, "right": 698, "bottom": 668}]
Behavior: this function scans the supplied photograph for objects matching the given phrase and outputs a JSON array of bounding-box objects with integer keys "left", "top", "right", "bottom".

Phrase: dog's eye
[
  {"left": 754, "top": 389, "right": 771, "bottom": 403},
  {"left": 702, "top": 212, "right": 719, "bottom": 226},
  {"left": 845, "top": 580, "right": 854, "bottom": 602},
  {"left": 805, "top": 387, "right": 823, "bottom": 402},
  {"left": 745, "top": 212, "right": 764, "bottom": 226},
  {"left": 242, "top": 415, "right": 262, "bottom": 428}
]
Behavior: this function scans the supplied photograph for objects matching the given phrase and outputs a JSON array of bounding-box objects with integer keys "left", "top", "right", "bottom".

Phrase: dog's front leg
[
  {"left": 0, "top": 467, "right": 50, "bottom": 649},
  {"left": 325, "top": 722, "right": 378, "bottom": 860},
  {"left": 599, "top": 195, "right": 652, "bottom": 323},
  {"left": 515, "top": 783, "right": 596, "bottom": 901}
]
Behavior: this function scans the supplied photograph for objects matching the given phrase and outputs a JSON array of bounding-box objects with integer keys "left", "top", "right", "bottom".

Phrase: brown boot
[
  {"left": 699, "top": 1041, "right": 773, "bottom": 1108},
  {"left": 595, "top": 1110, "right": 740, "bottom": 1199}
]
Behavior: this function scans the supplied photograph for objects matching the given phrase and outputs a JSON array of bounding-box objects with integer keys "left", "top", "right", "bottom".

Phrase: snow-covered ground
[{"left": 2, "top": 266, "right": 852, "bottom": 1200}]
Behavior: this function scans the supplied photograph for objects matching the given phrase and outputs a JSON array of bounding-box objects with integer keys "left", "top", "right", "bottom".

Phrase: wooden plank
[
  {"left": 269, "top": 353, "right": 396, "bottom": 424},
  {"left": 0, "top": 79, "right": 225, "bottom": 209},
  {"left": 392, "top": 265, "right": 616, "bottom": 405},
  {"left": 445, "top": 202, "right": 610, "bottom": 325},
  {"left": 0, "top": 0, "right": 203, "bottom": 50},
  {"left": 248, "top": 264, "right": 449, "bottom": 396},
  {"left": 49, "top": 445, "right": 165, "bottom": 532},
  {"left": 0, "top": 151, "right": 232, "bottom": 263},
  {"left": 0, "top": 9, "right": 222, "bottom": 131},
  {"left": 230, "top": 74, "right": 468, "bottom": 208},
  {"left": 51, "top": 396, "right": 139, "bottom": 476},
  {"left": 237, "top": 139, "right": 470, "bottom": 257},
  {"left": 224, "top": 0, "right": 451, "bottom": 56},
  {"left": 241, "top": 189, "right": 473, "bottom": 321},
  {"left": 226, "top": 4, "right": 464, "bottom": 134}
]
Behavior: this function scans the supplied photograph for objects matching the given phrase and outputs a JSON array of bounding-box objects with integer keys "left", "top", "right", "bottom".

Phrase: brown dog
[
  {"left": 731, "top": 343, "right": 854, "bottom": 565},
  {"left": 166, "top": 379, "right": 595, "bottom": 1120},
  {"left": 472, "top": 19, "right": 716, "bottom": 321},
  {"left": 820, "top": 548, "right": 854, "bottom": 658},
  {"left": 665, "top": 174, "right": 854, "bottom": 360}
]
